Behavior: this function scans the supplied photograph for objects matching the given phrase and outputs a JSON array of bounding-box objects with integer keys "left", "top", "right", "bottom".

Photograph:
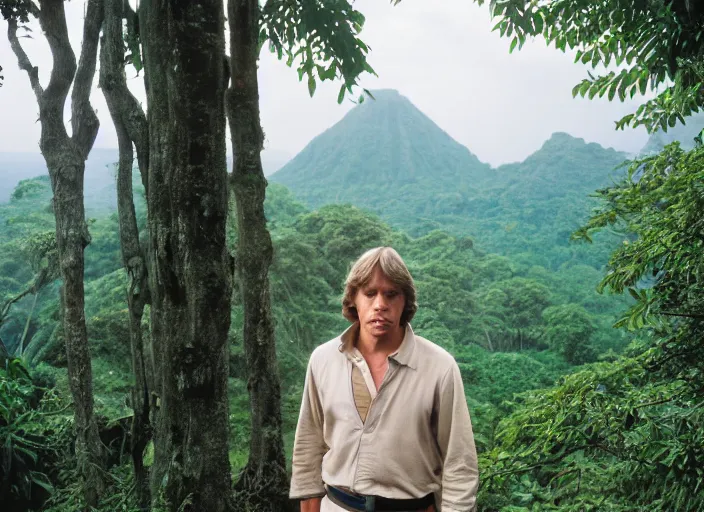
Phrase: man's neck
[{"left": 356, "top": 325, "right": 405, "bottom": 358}]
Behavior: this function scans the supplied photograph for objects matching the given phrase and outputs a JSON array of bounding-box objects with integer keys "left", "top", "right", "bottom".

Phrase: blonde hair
[{"left": 342, "top": 247, "right": 417, "bottom": 326}]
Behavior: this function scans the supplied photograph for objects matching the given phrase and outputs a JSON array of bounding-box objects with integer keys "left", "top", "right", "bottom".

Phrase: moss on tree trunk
[
  {"left": 7, "top": 0, "right": 106, "bottom": 505},
  {"left": 227, "top": 1, "right": 291, "bottom": 509},
  {"left": 140, "top": 1, "right": 233, "bottom": 510}
]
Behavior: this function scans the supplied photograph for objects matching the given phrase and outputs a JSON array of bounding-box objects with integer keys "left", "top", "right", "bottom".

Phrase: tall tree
[
  {"left": 139, "top": 1, "right": 232, "bottom": 510},
  {"left": 3, "top": 0, "right": 106, "bottom": 505},
  {"left": 98, "top": 0, "right": 152, "bottom": 507},
  {"left": 226, "top": 0, "right": 374, "bottom": 508},
  {"left": 227, "top": 1, "right": 287, "bottom": 507}
]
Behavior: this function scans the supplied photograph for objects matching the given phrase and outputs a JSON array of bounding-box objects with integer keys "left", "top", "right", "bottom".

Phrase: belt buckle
[{"left": 364, "top": 495, "right": 376, "bottom": 512}]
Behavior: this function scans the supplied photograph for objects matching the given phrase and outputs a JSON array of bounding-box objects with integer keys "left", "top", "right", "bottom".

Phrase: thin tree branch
[
  {"left": 7, "top": 18, "right": 43, "bottom": 102},
  {"left": 0, "top": 266, "right": 52, "bottom": 325},
  {"left": 71, "top": 0, "right": 104, "bottom": 159},
  {"left": 37, "top": 0, "right": 76, "bottom": 148},
  {"left": 1, "top": 288, "right": 34, "bottom": 322},
  {"left": 100, "top": 0, "right": 149, "bottom": 192},
  {"left": 100, "top": 0, "right": 143, "bottom": 267}
]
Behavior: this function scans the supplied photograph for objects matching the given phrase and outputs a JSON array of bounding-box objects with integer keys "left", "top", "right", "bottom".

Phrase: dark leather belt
[{"left": 326, "top": 485, "right": 435, "bottom": 512}]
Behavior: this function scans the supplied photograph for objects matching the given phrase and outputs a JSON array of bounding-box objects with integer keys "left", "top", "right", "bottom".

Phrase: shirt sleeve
[
  {"left": 289, "top": 353, "right": 328, "bottom": 500},
  {"left": 436, "top": 362, "right": 479, "bottom": 511}
]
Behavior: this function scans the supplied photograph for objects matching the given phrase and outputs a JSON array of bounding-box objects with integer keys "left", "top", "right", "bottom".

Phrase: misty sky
[{"left": 0, "top": 0, "right": 652, "bottom": 167}]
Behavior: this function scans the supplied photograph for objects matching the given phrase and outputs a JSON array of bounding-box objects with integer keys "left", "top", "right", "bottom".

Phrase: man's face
[{"left": 354, "top": 266, "right": 406, "bottom": 341}]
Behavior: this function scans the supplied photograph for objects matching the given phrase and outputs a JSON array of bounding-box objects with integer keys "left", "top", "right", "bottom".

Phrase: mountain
[
  {"left": 270, "top": 89, "right": 491, "bottom": 229},
  {"left": 270, "top": 89, "right": 627, "bottom": 270},
  {"left": 639, "top": 111, "right": 704, "bottom": 154},
  {"left": 0, "top": 149, "right": 120, "bottom": 210},
  {"left": 470, "top": 132, "right": 627, "bottom": 268}
]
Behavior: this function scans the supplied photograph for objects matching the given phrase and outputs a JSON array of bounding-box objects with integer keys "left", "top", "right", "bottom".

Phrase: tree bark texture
[
  {"left": 140, "top": 1, "right": 232, "bottom": 510},
  {"left": 99, "top": 0, "right": 152, "bottom": 507},
  {"left": 227, "top": 1, "right": 290, "bottom": 509},
  {"left": 7, "top": 0, "right": 106, "bottom": 506}
]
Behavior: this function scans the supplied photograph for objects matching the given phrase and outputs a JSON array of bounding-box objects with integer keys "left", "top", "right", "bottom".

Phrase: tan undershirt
[
  {"left": 350, "top": 346, "right": 391, "bottom": 423},
  {"left": 352, "top": 365, "right": 372, "bottom": 422}
]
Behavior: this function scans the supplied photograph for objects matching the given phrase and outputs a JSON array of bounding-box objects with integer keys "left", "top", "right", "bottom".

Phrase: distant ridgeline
[
  {"left": 638, "top": 111, "right": 704, "bottom": 155},
  {"left": 0, "top": 149, "right": 121, "bottom": 213},
  {"left": 269, "top": 89, "right": 704, "bottom": 272},
  {"left": 0, "top": 149, "right": 290, "bottom": 207}
]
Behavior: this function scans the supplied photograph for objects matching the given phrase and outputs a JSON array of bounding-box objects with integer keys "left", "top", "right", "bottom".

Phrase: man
[{"left": 290, "top": 247, "right": 479, "bottom": 512}]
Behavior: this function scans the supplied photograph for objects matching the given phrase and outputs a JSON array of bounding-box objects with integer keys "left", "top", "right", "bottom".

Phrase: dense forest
[{"left": 2, "top": 0, "right": 704, "bottom": 511}]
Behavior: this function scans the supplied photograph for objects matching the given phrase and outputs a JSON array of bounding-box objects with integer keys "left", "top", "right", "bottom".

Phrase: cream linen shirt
[{"left": 289, "top": 323, "right": 479, "bottom": 511}]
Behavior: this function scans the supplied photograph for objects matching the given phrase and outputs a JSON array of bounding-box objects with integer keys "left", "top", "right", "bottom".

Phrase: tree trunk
[
  {"left": 140, "top": 1, "right": 232, "bottom": 510},
  {"left": 483, "top": 328, "right": 494, "bottom": 352},
  {"left": 7, "top": 0, "right": 106, "bottom": 506},
  {"left": 49, "top": 149, "right": 106, "bottom": 506},
  {"left": 227, "top": 1, "right": 290, "bottom": 509},
  {"left": 99, "top": 0, "right": 152, "bottom": 507}
]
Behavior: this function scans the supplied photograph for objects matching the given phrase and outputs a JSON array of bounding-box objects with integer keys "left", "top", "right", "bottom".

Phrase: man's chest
[
  {"left": 366, "top": 357, "right": 389, "bottom": 392},
  {"left": 317, "top": 359, "right": 437, "bottom": 431}
]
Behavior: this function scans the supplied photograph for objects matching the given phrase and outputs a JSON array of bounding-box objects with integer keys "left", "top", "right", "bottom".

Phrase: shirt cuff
[{"left": 441, "top": 501, "right": 477, "bottom": 512}]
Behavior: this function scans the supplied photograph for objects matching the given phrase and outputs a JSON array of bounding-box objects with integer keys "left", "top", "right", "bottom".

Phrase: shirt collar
[{"left": 337, "top": 322, "right": 418, "bottom": 370}]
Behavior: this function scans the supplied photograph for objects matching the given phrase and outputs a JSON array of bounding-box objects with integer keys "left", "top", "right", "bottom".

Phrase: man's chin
[{"left": 367, "top": 324, "right": 401, "bottom": 340}]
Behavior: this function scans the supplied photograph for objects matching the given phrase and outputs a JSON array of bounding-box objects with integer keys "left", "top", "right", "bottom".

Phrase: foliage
[
  {"left": 261, "top": 0, "right": 376, "bottom": 103},
  {"left": 574, "top": 142, "right": 704, "bottom": 332},
  {"left": 0, "top": 177, "right": 58, "bottom": 358},
  {"left": 0, "top": 0, "right": 38, "bottom": 23},
  {"left": 479, "top": 141, "right": 704, "bottom": 510},
  {"left": 0, "top": 357, "right": 65, "bottom": 510},
  {"left": 542, "top": 304, "right": 596, "bottom": 364},
  {"left": 476, "top": 0, "right": 704, "bottom": 133},
  {"left": 479, "top": 349, "right": 704, "bottom": 511},
  {"left": 454, "top": 344, "right": 571, "bottom": 453}
]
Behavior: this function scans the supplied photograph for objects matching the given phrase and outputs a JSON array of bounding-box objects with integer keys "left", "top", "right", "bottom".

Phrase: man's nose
[{"left": 373, "top": 294, "right": 388, "bottom": 310}]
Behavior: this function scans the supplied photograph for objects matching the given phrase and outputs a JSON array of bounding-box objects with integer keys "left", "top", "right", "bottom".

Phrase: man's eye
[{"left": 365, "top": 292, "right": 375, "bottom": 298}]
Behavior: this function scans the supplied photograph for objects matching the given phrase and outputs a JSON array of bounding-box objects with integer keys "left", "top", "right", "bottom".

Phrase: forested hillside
[
  {"left": 270, "top": 90, "right": 627, "bottom": 270},
  {"left": 1, "top": 169, "right": 625, "bottom": 510}
]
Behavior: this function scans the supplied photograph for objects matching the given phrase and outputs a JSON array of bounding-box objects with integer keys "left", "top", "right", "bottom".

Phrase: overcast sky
[{"left": 0, "top": 0, "right": 651, "bottom": 167}]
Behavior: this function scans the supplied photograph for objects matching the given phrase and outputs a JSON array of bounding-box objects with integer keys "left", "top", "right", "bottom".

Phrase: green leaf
[
  {"left": 307, "top": 74, "right": 316, "bottom": 97},
  {"left": 533, "top": 12, "right": 544, "bottom": 34},
  {"left": 608, "top": 81, "right": 618, "bottom": 101},
  {"left": 337, "top": 84, "right": 346, "bottom": 104},
  {"left": 29, "top": 471, "right": 54, "bottom": 494},
  {"left": 591, "top": 49, "right": 601, "bottom": 67}
]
